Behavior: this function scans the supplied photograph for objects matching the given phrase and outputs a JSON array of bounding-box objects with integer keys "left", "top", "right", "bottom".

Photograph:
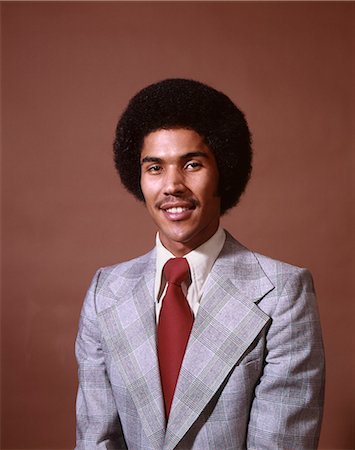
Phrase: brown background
[{"left": 1, "top": 2, "right": 354, "bottom": 449}]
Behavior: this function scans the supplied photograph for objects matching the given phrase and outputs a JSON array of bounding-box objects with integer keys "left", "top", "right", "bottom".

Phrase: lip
[
  {"left": 159, "top": 200, "right": 195, "bottom": 210},
  {"left": 163, "top": 208, "right": 193, "bottom": 221},
  {"left": 158, "top": 201, "right": 195, "bottom": 221}
]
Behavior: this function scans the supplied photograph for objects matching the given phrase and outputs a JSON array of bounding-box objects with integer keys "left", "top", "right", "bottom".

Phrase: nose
[{"left": 163, "top": 167, "right": 187, "bottom": 196}]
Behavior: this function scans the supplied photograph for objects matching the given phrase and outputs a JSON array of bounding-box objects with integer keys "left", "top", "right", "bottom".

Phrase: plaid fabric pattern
[{"left": 75, "top": 232, "right": 325, "bottom": 449}]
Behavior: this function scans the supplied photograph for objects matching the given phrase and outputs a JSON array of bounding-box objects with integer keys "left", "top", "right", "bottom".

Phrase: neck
[{"left": 160, "top": 222, "right": 220, "bottom": 257}]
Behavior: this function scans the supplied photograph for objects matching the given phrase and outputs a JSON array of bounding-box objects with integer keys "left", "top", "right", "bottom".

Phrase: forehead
[{"left": 140, "top": 128, "right": 213, "bottom": 159}]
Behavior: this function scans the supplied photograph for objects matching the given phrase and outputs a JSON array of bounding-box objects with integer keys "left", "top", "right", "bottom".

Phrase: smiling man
[
  {"left": 140, "top": 128, "right": 220, "bottom": 256},
  {"left": 75, "top": 79, "right": 325, "bottom": 450}
]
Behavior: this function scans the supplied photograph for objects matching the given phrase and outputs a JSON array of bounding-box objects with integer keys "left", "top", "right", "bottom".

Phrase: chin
[{"left": 165, "top": 226, "right": 199, "bottom": 243}]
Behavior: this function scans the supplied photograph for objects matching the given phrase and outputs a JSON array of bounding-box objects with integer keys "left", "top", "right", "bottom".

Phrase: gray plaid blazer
[{"left": 75, "top": 232, "right": 325, "bottom": 449}]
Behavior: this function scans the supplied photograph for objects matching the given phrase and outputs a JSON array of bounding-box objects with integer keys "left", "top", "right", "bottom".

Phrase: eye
[
  {"left": 147, "top": 164, "right": 162, "bottom": 174},
  {"left": 185, "top": 161, "right": 202, "bottom": 171}
]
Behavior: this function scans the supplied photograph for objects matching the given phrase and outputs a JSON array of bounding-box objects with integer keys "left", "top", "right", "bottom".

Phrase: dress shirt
[{"left": 154, "top": 227, "right": 226, "bottom": 322}]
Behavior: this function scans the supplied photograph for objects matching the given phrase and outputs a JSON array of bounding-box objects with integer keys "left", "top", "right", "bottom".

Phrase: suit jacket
[{"left": 75, "top": 232, "right": 325, "bottom": 450}]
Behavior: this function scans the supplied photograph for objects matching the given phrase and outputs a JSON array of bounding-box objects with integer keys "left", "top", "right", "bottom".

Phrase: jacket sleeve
[
  {"left": 75, "top": 270, "right": 128, "bottom": 450},
  {"left": 247, "top": 268, "right": 325, "bottom": 450}
]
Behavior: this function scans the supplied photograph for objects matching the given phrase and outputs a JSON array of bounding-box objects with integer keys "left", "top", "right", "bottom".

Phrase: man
[{"left": 75, "top": 79, "right": 325, "bottom": 449}]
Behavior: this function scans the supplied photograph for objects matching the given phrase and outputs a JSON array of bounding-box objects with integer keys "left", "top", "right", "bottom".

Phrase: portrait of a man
[
  {"left": 2, "top": 3, "right": 352, "bottom": 450},
  {"left": 75, "top": 79, "right": 325, "bottom": 449}
]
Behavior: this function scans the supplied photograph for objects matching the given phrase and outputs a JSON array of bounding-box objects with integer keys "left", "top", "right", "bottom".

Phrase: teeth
[{"left": 166, "top": 207, "right": 188, "bottom": 213}]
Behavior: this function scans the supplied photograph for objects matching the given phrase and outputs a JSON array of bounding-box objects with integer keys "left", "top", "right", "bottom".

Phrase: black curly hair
[{"left": 113, "top": 78, "right": 252, "bottom": 214}]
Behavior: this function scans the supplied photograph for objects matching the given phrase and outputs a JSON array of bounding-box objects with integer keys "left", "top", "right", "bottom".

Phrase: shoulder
[
  {"left": 254, "top": 250, "right": 313, "bottom": 292},
  {"left": 221, "top": 232, "right": 319, "bottom": 325},
  {"left": 223, "top": 230, "right": 315, "bottom": 295},
  {"left": 80, "top": 248, "right": 156, "bottom": 318},
  {"left": 97, "top": 248, "right": 156, "bottom": 285}
]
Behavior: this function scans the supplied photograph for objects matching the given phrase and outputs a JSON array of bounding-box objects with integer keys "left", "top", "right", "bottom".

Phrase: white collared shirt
[{"left": 154, "top": 227, "right": 226, "bottom": 322}]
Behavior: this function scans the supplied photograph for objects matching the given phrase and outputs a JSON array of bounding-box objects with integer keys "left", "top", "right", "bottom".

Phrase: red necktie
[{"left": 157, "top": 257, "right": 194, "bottom": 418}]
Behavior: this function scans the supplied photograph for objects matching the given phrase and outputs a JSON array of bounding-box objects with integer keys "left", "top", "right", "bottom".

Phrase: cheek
[
  {"left": 140, "top": 178, "right": 155, "bottom": 202},
  {"left": 198, "top": 177, "right": 220, "bottom": 201},
  {"left": 200, "top": 182, "right": 221, "bottom": 214}
]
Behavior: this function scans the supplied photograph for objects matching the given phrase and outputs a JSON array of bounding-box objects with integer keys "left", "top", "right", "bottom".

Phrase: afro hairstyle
[{"left": 113, "top": 78, "right": 252, "bottom": 214}]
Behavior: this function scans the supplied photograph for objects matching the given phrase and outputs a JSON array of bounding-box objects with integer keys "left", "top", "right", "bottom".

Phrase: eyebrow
[{"left": 141, "top": 151, "right": 209, "bottom": 165}]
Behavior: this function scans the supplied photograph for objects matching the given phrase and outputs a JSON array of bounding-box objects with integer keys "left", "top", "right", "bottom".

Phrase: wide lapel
[
  {"left": 164, "top": 233, "right": 274, "bottom": 450},
  {"left": 97, "top": 249, "right": 166, "bottom": 450}
]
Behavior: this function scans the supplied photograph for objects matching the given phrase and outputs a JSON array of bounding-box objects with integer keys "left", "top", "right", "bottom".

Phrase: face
[{"left": 140, "top": 128, "right": 221, "bottom": 256}]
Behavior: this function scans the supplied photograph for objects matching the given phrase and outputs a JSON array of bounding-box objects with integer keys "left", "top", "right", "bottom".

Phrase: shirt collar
[{"left": 154, "top": 226, "right": 226, "bottom": 302}]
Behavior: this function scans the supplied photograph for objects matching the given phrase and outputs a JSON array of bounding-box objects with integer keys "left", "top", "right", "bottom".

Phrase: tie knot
[{"left": 163, "top": 258, "right": 190, "bottom": 286}]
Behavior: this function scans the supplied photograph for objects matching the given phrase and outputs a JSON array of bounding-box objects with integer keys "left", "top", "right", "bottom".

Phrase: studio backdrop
[{"left": 1, "top": 2, "right": 353, "bottom": 449}]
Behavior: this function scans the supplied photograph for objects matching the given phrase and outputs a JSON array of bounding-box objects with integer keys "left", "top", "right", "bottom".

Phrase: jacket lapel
[
  {"left": 164, "top": 233, "right": 274, "bottom": 450},
  {"left": 97, "top": 250, "right": 166, "bottom": 450}
]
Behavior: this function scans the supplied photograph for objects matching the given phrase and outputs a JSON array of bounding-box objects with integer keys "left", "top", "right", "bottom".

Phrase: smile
[
  {"left": 165, "top": 207, "right": 189, "bottom": 213},
  {"left": 159, "top": 203, "right": 195, "bottom": 221}
]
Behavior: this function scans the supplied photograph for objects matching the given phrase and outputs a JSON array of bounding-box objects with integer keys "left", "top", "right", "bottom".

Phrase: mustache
[{"left": 155, "top": 196, "right": 199, "bottom": 209}]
